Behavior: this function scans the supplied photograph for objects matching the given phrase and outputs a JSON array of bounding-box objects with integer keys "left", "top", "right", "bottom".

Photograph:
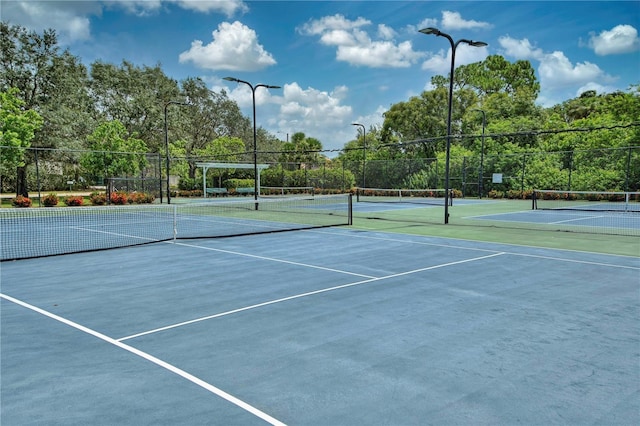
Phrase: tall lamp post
[
  {"left": 223, "top": 77, "right": 281, "bottom": 208},
  {"left": 352, "top": 123, "right": 366, "bottom": 188},
  {"left": 472, "top": 109, "right": 486, "bottom": 198},
  {"left": 164, "top": 101, "right": 190, "bottom": 204},
  {"left": 419, "top": 27, "right": 487, "bottom": 224}
]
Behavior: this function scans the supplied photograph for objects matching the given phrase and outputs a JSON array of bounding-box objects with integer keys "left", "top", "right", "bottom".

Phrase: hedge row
[{"left": 10, "top": 192, "right": 155, "bottom": 207}]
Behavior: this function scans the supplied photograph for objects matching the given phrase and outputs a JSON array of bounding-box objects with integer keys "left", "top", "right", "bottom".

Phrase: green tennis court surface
[{"left": 2, "top": 226, "right": 638, "bottom": 424}]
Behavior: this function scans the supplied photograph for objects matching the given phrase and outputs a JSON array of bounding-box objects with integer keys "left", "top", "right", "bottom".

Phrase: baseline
[{"left": 0, "top": 293, "right": 286, "bottom": 426}]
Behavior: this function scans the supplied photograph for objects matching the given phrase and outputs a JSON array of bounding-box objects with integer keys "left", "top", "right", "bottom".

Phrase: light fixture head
[
  {"left": 223, "top": 76, "right": 239, "bottom": 82},
  {"left": 419, "top": 27, "right": 441, "bottom": 36}
]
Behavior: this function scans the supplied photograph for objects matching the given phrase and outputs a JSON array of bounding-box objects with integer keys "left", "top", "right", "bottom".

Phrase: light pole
[
  {"left": 164, "top": 101, "right": 190, "bottom": 204},
  {"left": 419, "top": 27, "right": 487, "bottom": 223},
  {"left": 472, "top": 109, "right": 486, "bottom": 198},
  {"left": 223, "top": 77, "right": 281, "bottom": 208},
  {"left": 352, "top": 123, "right": 366, "bottom": 188}
]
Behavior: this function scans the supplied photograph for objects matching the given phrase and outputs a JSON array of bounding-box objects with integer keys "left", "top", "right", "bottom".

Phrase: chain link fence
[{"left": 1, "top": 145, "right": 638, "bottom": 202}]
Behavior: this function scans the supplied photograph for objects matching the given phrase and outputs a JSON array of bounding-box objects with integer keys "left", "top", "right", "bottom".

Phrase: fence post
[
  {"left": 462, "top": 156, "right": 467, "bottom": 197},
  {"left": 521, "top": 153, "right": 527, "bottom": 193},
  {"left": 568, "top": 150, "right": 573, "bottom": 191},
  {"left": 625, "top": 146, "right": 632, "bottom": 192},
  {"left": 35, "top": 148, "right": 42, "bottom": 207}
]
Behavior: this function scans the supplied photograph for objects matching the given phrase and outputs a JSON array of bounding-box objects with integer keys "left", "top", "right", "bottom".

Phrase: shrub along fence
[{"left": 1, "top": 145, "right": 637, "bottom": 204}]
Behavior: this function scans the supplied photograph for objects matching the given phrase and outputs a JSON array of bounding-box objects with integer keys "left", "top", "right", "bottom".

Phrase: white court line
[
  {"left": 171, "top": 241, "right": 376, "bottom": 279},
  {"left": 508, "top": 252, "right": 640, "bottom": 270},
  {"left": 310, "top": 228, "right": 640, "bottom": 263},
  {"left": 550, "top": 215, "right": 605, "bottom": 224},
  {"left": 0, "top": 293, "right": 286, "bottom": 426},
  {"left": 117, "top": 252, "right": 505, "bottom": 341}
]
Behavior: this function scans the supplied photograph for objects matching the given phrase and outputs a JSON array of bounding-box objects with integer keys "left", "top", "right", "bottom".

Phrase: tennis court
[
  {"left": 2, "top": 196, "right": 639, "bottom": 425},
  {"left": 469, "top": 209, "right": 640, "bottom": 232}
]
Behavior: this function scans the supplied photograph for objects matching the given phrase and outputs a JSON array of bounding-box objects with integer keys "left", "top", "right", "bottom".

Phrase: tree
[
  {"left": 193, "top": 136, "right": 245, "bottom": 188},
  {"left": 80, "top": 121, "right": 148, "bottom": 183},
  {"left": 455, "top": 55, "right": 540, "bottom": 103},
  {"left": 89, "top": 60, "right": 181, "bottom": 153},
  {"left": 169, "top": 78, "right": 255, "bottom": 182},
  {"left": 0, "top": 88, "right": 43, "bottom": 195},
  {"left": 1, "top": 23, "right": 93, "bottom": 194},
  {"left": 279, "top": 132, "right": 324, "bottom": 168},
  {"left": 0, "top": 23, "right": 59, "bottom": 109}
]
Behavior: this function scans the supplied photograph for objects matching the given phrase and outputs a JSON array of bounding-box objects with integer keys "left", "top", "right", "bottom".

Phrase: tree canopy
[
  {"left": 0, "top": 88, "right": 43, "bottom": 169},
  {"left": 1, "top": 22, "right": 637, "bottom": 196}
]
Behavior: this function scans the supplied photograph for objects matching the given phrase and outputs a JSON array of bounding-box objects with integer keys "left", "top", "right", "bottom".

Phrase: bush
[
  {"left": 225, "top": 178, "right": 254, "bottom": 190},
  {"left": 42, "top": 193, "right": 59, "bottom": 207},
  {"left": 109, "top": 192, "right": 128, "bottom": 205},
  {"left": 176, "top": 189, "right": 202, "bottom": 197},
  {"left": 64, "top": 196, "right": 84, "bottom": 206},
  {"left": 488, "top": 190, "right": 504, "bottom": 199},
  {"left": 90, "top": 192, "right": 107, "bottom": 205},
  {"left": 178, "top": 177, "right": 197, "bottom": 190},
  {"left": 506, "top": 190, "right": 523, "bottom": 199},
  {"left": 12, "top": 195, "right": 32, "bottom": 207},
  {"left": 128, "top": 192, "right": 155, "bottom": 204}
]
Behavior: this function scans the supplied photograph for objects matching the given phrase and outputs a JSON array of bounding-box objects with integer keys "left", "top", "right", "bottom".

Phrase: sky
[{"left": 2, "top": 1, "right": 639, "bottom": 156}]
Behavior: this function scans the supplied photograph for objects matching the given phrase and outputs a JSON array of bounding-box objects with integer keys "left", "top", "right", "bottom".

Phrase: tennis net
[
  {"left": 355, "top": 187, "right": 452, "bottom": 206},
  {"left": 0, "top": 194, "right": 352, "bottom": 261},
  {"left": 532, "top": 190, "right": 640, "bottom": 212}
]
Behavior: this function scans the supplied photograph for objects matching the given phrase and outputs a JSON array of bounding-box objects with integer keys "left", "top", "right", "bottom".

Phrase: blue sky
[{"left": 3, "top": 1, "right": 639, "bottom": 155}]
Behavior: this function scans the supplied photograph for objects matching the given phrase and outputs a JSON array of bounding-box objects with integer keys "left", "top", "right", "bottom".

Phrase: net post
[
  {"left": 172, "top": 204, "right": 178, "bottom": 242},
  {"left": 348, "top": 193, "right": 353, "bottom": 225},
  {"left": 625, "top": 191, "right": 630, "bottom": 212},
  {"left": 532, "top": 190, "right": 537, "bottom": 210}
]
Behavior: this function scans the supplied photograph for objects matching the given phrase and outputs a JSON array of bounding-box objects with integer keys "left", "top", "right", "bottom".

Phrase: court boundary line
[
  {"left": 550, "top": 215, "right": 607, "bottom": 224},
  {"left": 0, "top": 293, "right": 287, "bottom": 426},
  {"left": 117, "top": 252, "right": 505, "bottom": 341},
  {"left": 311, "top": 228, "right": 640, "bottom": 264},
  {"left": 171, "top": 241, "right": 377, "bottom": 278}
]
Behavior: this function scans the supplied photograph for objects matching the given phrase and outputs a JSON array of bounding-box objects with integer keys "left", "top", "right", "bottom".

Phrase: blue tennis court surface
[
  {"left": 2, "top": 228, "right": 639, "bottom": 425},
  {"left": 468, "top": 209, "right": 640, "bottom": 231}
]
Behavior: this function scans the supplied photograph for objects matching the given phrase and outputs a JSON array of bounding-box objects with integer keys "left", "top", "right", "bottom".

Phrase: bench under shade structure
[{"left": 197, "top": 162, "right": 269, "bottom": 198}]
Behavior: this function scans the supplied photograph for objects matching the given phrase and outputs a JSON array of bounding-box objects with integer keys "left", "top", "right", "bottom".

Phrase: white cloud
[
  {"left": 172, "top": 0, "right": 248, "bottom": 16},
  {"left": 498, "top": 36, "right": 544, "bottom": 61},
  {"left": 410, "top": 18, "right": 439, "bottom": 33},
  {"left": 225, "top": 81, "right": 279, "bottom": 107},
  {"left": 499, "top": 35, "right": 617, "bottom": 95},
  {"left": 280, "top": 83, "right": 351, "bottom": 121},
  {"left": 179, "top": 21, "right": 276, "bottom": 71},
  {"left": 276, "top": 83, "right": 355, "bottom": 153},
  {"left": 421, "top": 44, "right": 489, "bottom": 74},
  {"left": 1, "top": 0, "right": 248, "bottom": 44},
  {"left": 576, "top": 82, "right": 619, "bottom": 97},
  {"left": 440, "top": 11, "right": 492, "bottom": 31},
  {"left": 219, "top": 80, "right": 355, "bottom": 153},
  {"left": 107, "top": 0, "right": 163, "bottom": 17},
  {"left": 538, "top": 51, "right": 615, "bottom": 89},
  {"left": 588, "top": 24, "right": 640, "bottom": 55},
  {"left": 298, "top": 14, "right": 423, "bottom": 69},
  {"left": 108, "top": 0, "right": 247, "bottom": 17},
  {"left": 299, "top": 14, "right": 370, "bottom": 36},
  {"left": 1, "top": 1, "right": 95, "bottom": 42},
  {"left": 338, "top": 40, "right": 423, "bottom": 68},
  {"left": 377, "top": 24, "right": 396, "bottom": 40}
]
